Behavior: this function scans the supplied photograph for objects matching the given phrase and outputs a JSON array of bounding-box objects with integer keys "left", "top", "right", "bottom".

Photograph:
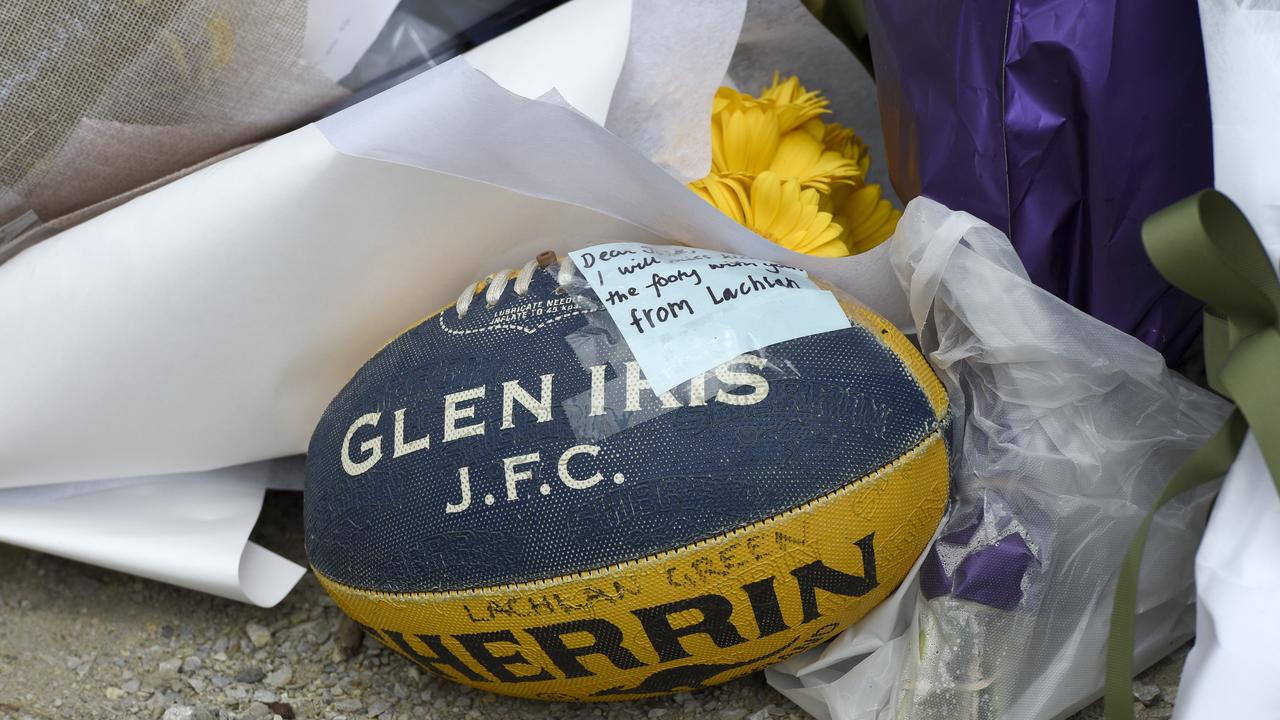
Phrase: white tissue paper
[
  {"left": 0, "top": 0, "right": 897, "bottom": 606},
  {"left": 0, "top": 0, "right": 641, "bottom": 607},
  {"left": 1174, "top": 2, "right": 1280, "bottom": 717},
  {"left": 0, "top": 461, "right": 306, "bottom": 606}
]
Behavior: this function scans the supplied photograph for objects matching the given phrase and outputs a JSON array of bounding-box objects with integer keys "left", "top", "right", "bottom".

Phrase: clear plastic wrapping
[{"left": 768, "top": 196, "right": 1230, "bottom": 720}]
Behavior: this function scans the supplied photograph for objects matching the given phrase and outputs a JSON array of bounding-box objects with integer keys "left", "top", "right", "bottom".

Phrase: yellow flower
[
  {"left": 711, "top": 86, "right": 758, "bottom": 116},
  {"left": 835, "top": 183, "right": 902, "bottom": 253},
  {"left": 689, "top": 174, "right": 750, "bottom": 224},
  {"left": 712, "top": 76, "right": 827, "bottom": 133},
  {"left": 712, "top": 106, "right": 780, "bottom": 175},
  {"left": 713, "top": 114, "right": 863, "bottom": 192},
  {"left": 693, "top": 171, "right": 848, "bottom": 256},
  {"left": 749, "top": 172, "right": 850, "bottom": 257},
  {"left": 758, "top": 74, "right": 829, "bottom": 132},
  {"left": 769, "top": 128, "right": 862, "bottom": 192},
  {"left": 822, "top": 123, "right": 871, "bottom": 181},
  {"left": 691, "top": 75, "right": 902, "bottom": 257}
]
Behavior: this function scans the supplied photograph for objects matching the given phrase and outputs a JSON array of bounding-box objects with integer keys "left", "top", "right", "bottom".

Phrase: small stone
[
  {"left": 181, "top": 656, "right": 203, "bottom": 674},
  {"left": 713, "top": 710, "right": 749, "bottom": 720},
  {"left": 366, "top": 698, "right": 391, "bottom": 716},
  {"left": 186, "top": 676, "right": 207, "bottom": 693},
  {"left": 647, "top": 709, "right": 668, "bottom": 719},
  {"left": 157, "top": 658, "right": 182, "bottom": 675},
  {"left": 240, "top": 702, "right": 272, "bottom": 720},
  {"left": 121, "top": 679, "right": 141, "bottom": 693},
  {"left": 162, "top": 707, "right": 196, "bottom": 720},
  {"left": 264, "top": 666, "right": 293, "bottom": 688},
  {"left": 104, "top": 687, "right": 125, "bottom": 700},
  {"left": 746, "top": 707, "right": 776, "bottom": 720},
  {"left": 1133, "top": 680, "right": 1162, "bottom": 706},
  {"left": 253, "top": 689, "right": 278, "bottom": 704},
  {"left": 246, "top": 623, "right": 273, "bottom": 648},
  {"left": 211, "top": 675, "right": 232, "bottom": 689},
  {"left": 236, "top": 667, "right": 267, "bottom": 684},
  {"left": 333, "top": 698, "right": 363, "bottom": 712},
  {"left": 268, "top": 702, "right": 296, "bottom": 720},
  {"left": 1147, "top": 708, "right": 1175, "bottom": 719},
  {"left": 335, "top": 614, "right": 365, "bottom": 659},
  {"left": 65, "top": 655, "right": 81, "bottom": 669}
]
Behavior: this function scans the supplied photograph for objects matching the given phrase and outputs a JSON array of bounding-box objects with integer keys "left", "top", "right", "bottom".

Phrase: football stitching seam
[{"left": 313, "top": 420, "right": 950, "bottom": 601}]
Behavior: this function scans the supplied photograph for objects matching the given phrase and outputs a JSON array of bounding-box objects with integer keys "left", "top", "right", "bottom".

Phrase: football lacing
[{"left": 455, "top": 254, "right": 578, "bottom": 318}]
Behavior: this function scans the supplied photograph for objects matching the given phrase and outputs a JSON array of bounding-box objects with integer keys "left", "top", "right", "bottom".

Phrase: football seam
[{"left": 312, "top": 415, "right": 950, "bottom": 601}]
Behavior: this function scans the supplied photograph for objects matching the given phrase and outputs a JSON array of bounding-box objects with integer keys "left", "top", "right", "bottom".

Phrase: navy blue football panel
[{"left": 305, "top": 271, "right": 938, "bottom": 592}]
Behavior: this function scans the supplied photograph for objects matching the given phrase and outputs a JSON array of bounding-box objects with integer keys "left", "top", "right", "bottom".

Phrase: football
[{"left": 305, "top": 250, "right": 950, "bottom": 701}]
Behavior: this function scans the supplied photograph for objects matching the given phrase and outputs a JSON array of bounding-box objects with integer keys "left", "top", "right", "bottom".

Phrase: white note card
[{"left": 568, "top": 243, "right": 850, "bottom": 393}]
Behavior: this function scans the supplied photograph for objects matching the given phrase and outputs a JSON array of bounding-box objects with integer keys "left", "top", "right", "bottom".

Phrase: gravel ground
[{"left": 0, "top": 492, "right": 1188, "bottom": 720}]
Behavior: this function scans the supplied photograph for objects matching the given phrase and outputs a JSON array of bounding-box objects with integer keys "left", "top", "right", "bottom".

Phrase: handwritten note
[{"left": 567, "top": 243, "right": 850, "bottom": 393}]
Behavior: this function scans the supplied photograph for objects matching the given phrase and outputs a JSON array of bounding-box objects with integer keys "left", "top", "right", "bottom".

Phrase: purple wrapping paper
[
  {"left": 921, "top": 526, "right": 1037, "bottom": 612},
  {"left": 864, "top": 0, "right": 1212, "bottom": 363}
]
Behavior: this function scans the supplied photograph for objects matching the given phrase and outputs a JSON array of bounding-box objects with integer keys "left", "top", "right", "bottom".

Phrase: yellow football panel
[{"left": 316, "top": 429, "right": 949, "bottom": 701}]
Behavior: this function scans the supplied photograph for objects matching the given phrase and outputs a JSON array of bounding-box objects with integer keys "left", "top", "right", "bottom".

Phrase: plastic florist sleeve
[{"left": 766, "top": 196, "right": 1229, "bottom": 720}]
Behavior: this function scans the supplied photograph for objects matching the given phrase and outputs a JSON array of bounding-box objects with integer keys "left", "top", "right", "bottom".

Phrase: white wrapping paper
[
  {"left": 0, "top": 0, "right": 895, "bottom": 608},
  {"left": 0, "top": 461, "right": 306, "bottom": 606},
  {"left": 1175, "top": 2, "right": 1280, "bottom": 716},
  {"left": 0, "top": 0, "right": 641, "bottom": 606}
]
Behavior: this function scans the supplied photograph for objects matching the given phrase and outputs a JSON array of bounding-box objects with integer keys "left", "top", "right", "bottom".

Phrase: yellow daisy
[
  {"left": 759, "top": 74, "right": 830, "bottom": 132},
  {"left": 769, "top": 128, "right": 862, "bottom": 192},
  {"left": 711, "top": 87, "right": 862, "bottom": 191},
  {"left": 742, "top": 171, "right": 849, "bottom": 257},
  {"left": 688, "top": 174, "right": 751, "bottom": 225},
  {"left": 712, "top": 106, "right": 780, "bottom": 175},
  {"left": 691, "top": 74, "right": 902, "bottom": 257},
  {"left": 835, "top": 183, "right": 902, "bottom": 253},
  {"left": 711, "top": 86, "right": 758, "bottom": 116},
  {"left": 822, "top": 123, "right": 871, "bottom": 181}
]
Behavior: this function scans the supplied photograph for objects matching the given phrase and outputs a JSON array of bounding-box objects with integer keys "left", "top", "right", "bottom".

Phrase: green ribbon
[{"left": 1105, "top": 190, "right": 1280, "bottom": 720}]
